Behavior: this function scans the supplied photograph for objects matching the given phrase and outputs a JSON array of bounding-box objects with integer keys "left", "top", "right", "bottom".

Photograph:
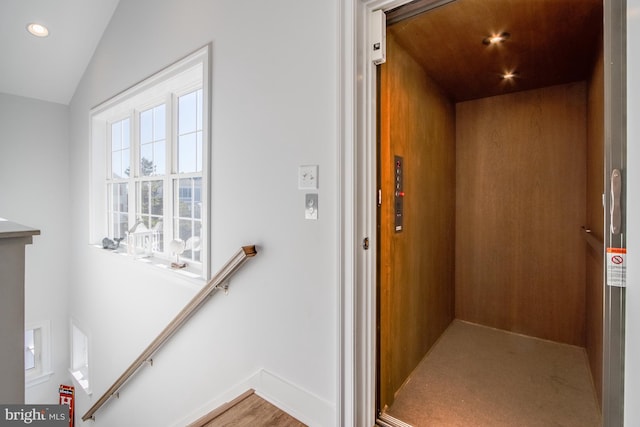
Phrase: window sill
[
  {"left": 26, "top": 371, "right": 54, "bottom": 388},
  {"left": 91, "top": 244, "right": 206, "bottom": 289},
  {"left": 69, "top": 369, "right": 92, "bottom": 396}
]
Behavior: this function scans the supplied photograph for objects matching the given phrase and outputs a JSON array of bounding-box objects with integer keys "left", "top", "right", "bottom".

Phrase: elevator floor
[{"left": 385, "top": 320, "right": 601, "bottom": 427}]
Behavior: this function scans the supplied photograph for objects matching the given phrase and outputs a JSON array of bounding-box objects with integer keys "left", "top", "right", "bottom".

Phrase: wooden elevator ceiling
[{"left": 387, "top": 0, "right": 603, "bottom": 102}]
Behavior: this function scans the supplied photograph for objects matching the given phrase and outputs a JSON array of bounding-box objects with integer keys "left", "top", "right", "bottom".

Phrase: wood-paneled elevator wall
[
  {"left": 455, "top": 82, "right": 587, "bottom": 345},
  {"left": 379, "top": 35, "right": 456, "bottom": 410},
  {"left": 379, "top": 33, "right": 604, "bottom": 410}
]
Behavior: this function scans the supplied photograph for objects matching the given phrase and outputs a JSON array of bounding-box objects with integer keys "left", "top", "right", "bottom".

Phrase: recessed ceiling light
[
  {"left": 483, "top": 32, "right": 510, "bottom": 45},
  {"left": 502, "top": 70, "right": 519, "bottom": 80},
  {"left": 26, "top": 23, "right": 49, "bottom": 38}
]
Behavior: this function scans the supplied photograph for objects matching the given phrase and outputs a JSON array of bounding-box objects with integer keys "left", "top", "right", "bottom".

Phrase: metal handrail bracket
[{"left": 82, "top": 245, "right": 258, "bottom": 422}]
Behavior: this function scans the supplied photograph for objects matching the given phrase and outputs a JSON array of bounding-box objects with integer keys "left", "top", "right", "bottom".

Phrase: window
[
  {"left": 25, "top": 329, "right": 37, "bottom": 370},
  {"left": 25, "top": 321, "right": 53, "bottom": 387},
  {"left": 91, "top": 46, "right": 210, "bottom": 279},
  {"left": 70, "top": 321, "right": 91, "bottom": 394}
]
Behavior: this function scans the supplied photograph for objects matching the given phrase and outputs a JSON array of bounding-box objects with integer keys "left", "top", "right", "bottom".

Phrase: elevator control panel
[{"left": 394, "top": 155, "right": 404, "bottom": 232}]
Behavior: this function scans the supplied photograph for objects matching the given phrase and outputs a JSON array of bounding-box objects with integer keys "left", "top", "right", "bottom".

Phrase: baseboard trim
[
  {"left": 173, "top": 369, "right": 335, "bottom": 427},
  {"left": 251, "top": 369, "right": 335, "bottom": 426},
  {"left": 185, "top": 389, "right": 256, "bottom": 427}
]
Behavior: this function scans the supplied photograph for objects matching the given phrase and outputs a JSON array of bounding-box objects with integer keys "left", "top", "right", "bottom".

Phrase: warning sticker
[{"left": 607, "top": 247, "right": 627, "bottom": 288}]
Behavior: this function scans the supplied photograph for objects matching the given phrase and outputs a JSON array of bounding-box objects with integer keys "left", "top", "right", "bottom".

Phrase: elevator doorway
[{"left": 376, "top": 1, "right": 607, "bottom": 425}]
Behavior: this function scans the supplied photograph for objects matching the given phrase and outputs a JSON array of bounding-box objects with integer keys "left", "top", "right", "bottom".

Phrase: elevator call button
[{"left": 394, "top": 155, "right": 404, "bottom": 232}]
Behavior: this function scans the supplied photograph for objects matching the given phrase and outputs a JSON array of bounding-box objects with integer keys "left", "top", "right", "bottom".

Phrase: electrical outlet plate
[{"left": 298, "top": 165, "right": 319, "bottom": 190}]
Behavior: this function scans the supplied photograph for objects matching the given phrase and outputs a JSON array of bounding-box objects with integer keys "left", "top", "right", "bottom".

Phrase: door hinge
[
  {"left": 378, "top": 188, "right": 382, "bottom": 206},
  {"left": 362, "top": 237, "right": 370, "bottom": 250}
]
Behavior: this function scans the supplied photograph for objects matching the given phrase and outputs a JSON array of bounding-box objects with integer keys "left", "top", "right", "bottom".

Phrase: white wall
[
  {"left": 68, "top": 0, "right": 339, "bottom": 425},
  {"left": 0, "top": 93, "right": 71, "bottom": 404},
  {"left": 626, "top": 1, "right": 640, "bottom": 425}
]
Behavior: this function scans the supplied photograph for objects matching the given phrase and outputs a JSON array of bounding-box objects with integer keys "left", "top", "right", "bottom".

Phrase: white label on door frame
[{"left": 607, "top": 247, "right": 627, "bottom": 287}]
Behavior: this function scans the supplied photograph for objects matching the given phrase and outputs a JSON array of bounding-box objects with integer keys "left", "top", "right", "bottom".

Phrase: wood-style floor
[
  {"left": 385, "top": 320, "right": 602, "bottom": 427},
  {"left": 191, "top": 390, "right": 306, "bottom": 427}
]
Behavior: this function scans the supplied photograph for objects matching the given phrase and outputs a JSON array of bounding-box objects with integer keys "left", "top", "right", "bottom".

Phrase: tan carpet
[{"left": 385, "top": 320, "right": 601, "bottom": 427}]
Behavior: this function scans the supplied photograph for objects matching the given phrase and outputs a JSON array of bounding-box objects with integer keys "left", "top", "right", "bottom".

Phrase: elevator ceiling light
[
  {"left": 502, "top": 71, "right": 519, "bottom": 80},
  {"left": 26, "top": 23, "right": 49, "bottom": 38},
  {"left": 483, "top": 32, "right": 510, "bottom": 45}
]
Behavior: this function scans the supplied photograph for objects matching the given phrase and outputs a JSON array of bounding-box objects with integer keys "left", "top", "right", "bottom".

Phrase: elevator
[{"left": 376, "top": 1, "right": 607, "bottom": 425}]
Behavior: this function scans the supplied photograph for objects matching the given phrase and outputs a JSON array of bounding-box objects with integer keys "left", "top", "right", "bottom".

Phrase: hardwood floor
[{"left": 190, "top": 390, "right": 306, "bottom": 427}]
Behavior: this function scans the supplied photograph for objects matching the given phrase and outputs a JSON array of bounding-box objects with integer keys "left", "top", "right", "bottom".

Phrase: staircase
[{"left": 188, "top": 389, "right": 307, "bottom": 427}]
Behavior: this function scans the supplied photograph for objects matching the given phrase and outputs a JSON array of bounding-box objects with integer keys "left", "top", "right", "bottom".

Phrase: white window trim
[
  {"left": 89, "top": 45, "right": 211, "bottom": 281},
  {"left": 25, "top": 320, "right": 54, "bottom": 388},
  {"left": 69, "top": 319, "right": 92, "bottom": 395}
]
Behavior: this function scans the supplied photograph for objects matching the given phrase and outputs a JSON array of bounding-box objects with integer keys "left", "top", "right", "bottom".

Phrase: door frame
[
  {"left": 339, "top": 0, "right": 627, "bottom": 426},
  {"left": 603, "top": 0, "right": 626, "bottom": 425}
]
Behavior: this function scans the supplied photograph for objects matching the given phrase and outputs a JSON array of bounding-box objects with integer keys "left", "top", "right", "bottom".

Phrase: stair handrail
[
  {"left": 582, "top": 226, "right": 604, "bottom": 256},
  {"left": 82, "top": 245, "right": 258, "bottom": 422}
]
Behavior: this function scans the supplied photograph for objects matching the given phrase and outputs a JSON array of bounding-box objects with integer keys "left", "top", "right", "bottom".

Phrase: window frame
[
  {"left": 25, "top": 320, "right": 53, "bottom": 388},
  {"left": 90, "top": 46, "right": 211, "bottom": 281},
  {"left": 69, "top": 319, "right": 91, "bottom": 395}
]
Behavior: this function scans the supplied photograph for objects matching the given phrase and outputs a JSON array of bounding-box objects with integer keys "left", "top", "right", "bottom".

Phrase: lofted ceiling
[
  {"left": 0, "top": 0, "right": 120, "bottom": 105},
  {"left": 0, "top": 0, "right": 603, "bottom": 106},
  {"left": 387, "top": 0, "right": 603, "bottom": 102}
]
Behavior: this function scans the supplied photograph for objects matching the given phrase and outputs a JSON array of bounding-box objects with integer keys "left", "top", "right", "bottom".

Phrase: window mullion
[
  {"left": 106, "top": 122, "right": 114, "bottom": 238},
  {"left": 168, "top": 93, "right": 179, "bottom": 244},
  {"left": 129, "top": 110, "right": 138, "bottom": 229},
  {"left": 106, "top": 123, "right": 113, "bottom": 181},
  {"left": 163, "top": 93, "right": 173, "bottom": 249},
  {"left": 106, "top": 182, "right": 112, "bottom": 238}
]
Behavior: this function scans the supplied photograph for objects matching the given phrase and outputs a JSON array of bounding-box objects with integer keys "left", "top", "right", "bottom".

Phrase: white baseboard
[
  {"left": 251, "top": 369, "right": 335, "bottom": 426},
  {"left": 173, "top": 368, "right": 335, "bottom": 427},
  {"left": 170, "top": 371, "right": 256, "bottom": 427}
]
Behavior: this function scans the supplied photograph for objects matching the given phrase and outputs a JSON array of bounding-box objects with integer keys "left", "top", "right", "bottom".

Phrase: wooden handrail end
[{"left": 242, "top": 245, "right": 257, "bottom": 257}]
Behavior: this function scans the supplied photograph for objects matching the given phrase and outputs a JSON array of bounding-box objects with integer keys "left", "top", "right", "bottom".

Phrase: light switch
[
  {"left": 305, "top": 193, "right": 318, "bottom": 220},
  {"left": 298, "top": 165, "right": 319, "bottom": 190}
]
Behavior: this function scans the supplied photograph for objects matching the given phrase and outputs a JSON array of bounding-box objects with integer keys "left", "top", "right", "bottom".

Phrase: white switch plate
[{"left": 298, "top": 165, "right": 319, "bottom": 190}]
